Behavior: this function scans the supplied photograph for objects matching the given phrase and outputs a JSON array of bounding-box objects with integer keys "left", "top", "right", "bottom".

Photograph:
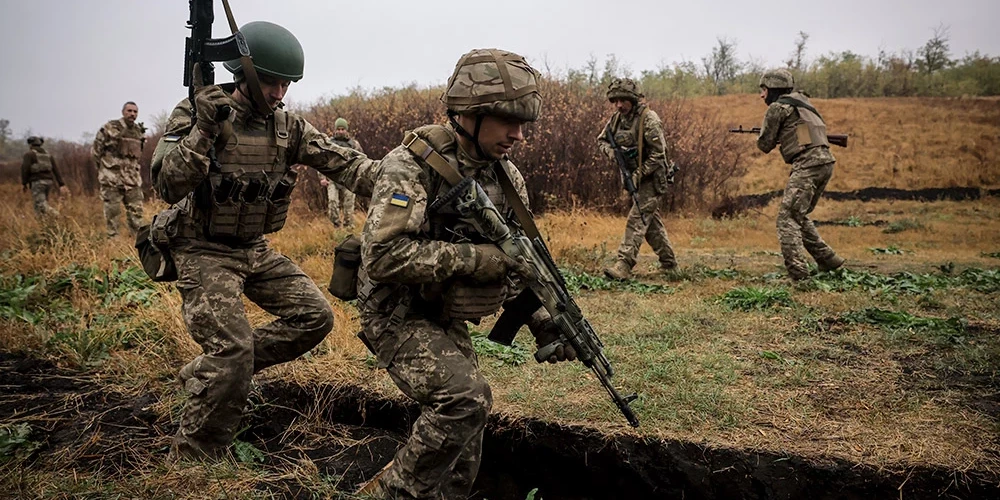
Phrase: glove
[
  {"left": 469, "top": 244, "right": 531, "bottom": 283},
  {"left": 534, "top": 320, "right": 578, "bottom": 364},
  {"left": 630, "top": 171, "right": 641, "bottom": 188},
  {"left": 194, "top": 85, "right": 232, "bottom": 137}
]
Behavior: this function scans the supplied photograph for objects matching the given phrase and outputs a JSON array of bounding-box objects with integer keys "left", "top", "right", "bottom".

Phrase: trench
[
  {"left": 3, "top": 353, "right": 998, "bottom": 499},
  {"left": 712, "top": 186, "right": 1000, "bottom": 218}
]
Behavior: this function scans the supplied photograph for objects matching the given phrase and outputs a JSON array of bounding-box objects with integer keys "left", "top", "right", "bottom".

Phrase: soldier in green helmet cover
[
  {"left": 756, "top": 68, "right": 844, "bottom": 280},
  {"left": 354, "top": 48, "right": 576, "bottom": 499},
  {"left": 319, "top": 117, "right": 365, "bottom": 227},
  {"left": 598, "top": 77, "right": 678, "bottom": 280},
  {"left": 22, "top": 136, "right": 68, "bottom": 217},
  {"left": 152, "top": 21, "right": 380, "bottom": 462}
]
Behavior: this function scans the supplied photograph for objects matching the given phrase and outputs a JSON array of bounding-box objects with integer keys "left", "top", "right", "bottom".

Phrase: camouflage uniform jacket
[
  {"left": 332, "top": 136, "right": 364, "bottom": 155},
  {"left": 757, "top": 92, "right": 836, "bottom": 169},
  {"left": 596, "top": 103, "right": 671, "bottom": 190},
  {"left": 154, "top": 85, "right": 380, "bottom": 236},
  {"left": 360, "top": 123, "right": 530, "bottom": 306},
  {"left": 21, "top": 146, "right": 64, "bottom": 186},
  {"left": 92, "top": 118, "right": 146, "bottom": 187}
]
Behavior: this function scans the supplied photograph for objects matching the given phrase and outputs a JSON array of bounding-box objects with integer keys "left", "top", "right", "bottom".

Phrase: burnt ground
[
  {"left": 712, "top": 187, "right": 1000, "bottom": 218},
  {"left": 2, "top": 351, "right": 999, "bottom": 500}
]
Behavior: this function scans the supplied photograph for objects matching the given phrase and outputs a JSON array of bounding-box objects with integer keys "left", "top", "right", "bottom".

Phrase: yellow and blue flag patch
[{"left": 389, "top": 193, "right": 410, "bottom": 208}]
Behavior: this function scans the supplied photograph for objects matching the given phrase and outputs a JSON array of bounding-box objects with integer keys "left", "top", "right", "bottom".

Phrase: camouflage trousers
[
  {"left": 361, "top": 312, "right": 491, "bottom": 499},
  {"left": 616, "top": 182, "right": 676, "bottom": 268},
  {"left": 100, "top": 183, "right": 144, "bottom": 237},
  {"left": 327, "top": 182, "right": 356, "bottom": 227},
  {"left": 170, "top": 238, "right": 334, "bottom": 460},
  {"left": 29, "top": 180, "right": 59, "bottom": 217},
  {"left": 777, "top": 162, "right": 837, "bottom": 278}
]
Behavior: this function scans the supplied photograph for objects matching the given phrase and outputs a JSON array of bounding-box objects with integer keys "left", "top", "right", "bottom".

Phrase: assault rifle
[
  {"left": 728, "top": 125, "right": 849, "bottom": 148},
  {"left": 184, "top": 0, "right": 244, "bottom": 112},
  {"left": 432, "top": 175, "right": 641, "bottom": 427},
  {"left": 604, "top": 127, "right": 646, "bottom": 225}
]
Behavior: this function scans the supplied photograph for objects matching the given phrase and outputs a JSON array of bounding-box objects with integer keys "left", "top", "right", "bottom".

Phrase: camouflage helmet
[
  {"left": 607, "top": 77, "right": 643, "bottom": 102},
  {"left": 442, "top": 48, "right": 542, "bottom": 122},
  {"left": 26, "top": 136, "right": 43, "bottom": 146},
  {"left": 334, "top": 117, "right": 349, "bottom": 130},
  {"left": 759, "top": 68, "right": 794, "bottom": 89},
  {"left": 223, "top": 21, "right": 305, "bottom": 82}
]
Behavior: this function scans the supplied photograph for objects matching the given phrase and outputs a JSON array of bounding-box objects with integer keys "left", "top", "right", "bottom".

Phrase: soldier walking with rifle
[
  {"left": 750, "top": 68, "right": 845, "bottom": 280},
  {"left": 597, "top": 77, "right": 678, "bottom": 280}
]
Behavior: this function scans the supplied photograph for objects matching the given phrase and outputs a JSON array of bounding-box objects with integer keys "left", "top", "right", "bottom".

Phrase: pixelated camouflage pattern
[
  {"left": 29, "top": 179, "right": 59, "bottom": 217},
  {"left": 327, "top": 137, "right": 363, "bottom": 226},
  {"left": 358, "top": 123, "right": 531, "bottom": 498},
  {"left": 757, "top": 92, "right": 836, "bottom": 169},
  {"left": 442, "top": 48, "right": 541, "bottom": 121},
  {"left": 100, "top": 184, "right": 143, "bottom": 236},
  {"left": 92, "top": 118, "right": 145, "bottom": 188},
  {"left": 777, "top": 162, "right": 837, "bottom": 279},
  {"left": 169, "top": 238, "right": 334, "bottom": 461},
  {"left": 597, "top": 104, "right": 676, "bottom": 268},
  {"left": 154, "top": 89, "right": 378, "bottom": 208}
]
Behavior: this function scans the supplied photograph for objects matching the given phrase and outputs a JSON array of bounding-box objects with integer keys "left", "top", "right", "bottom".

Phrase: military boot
[
  {"left": 817, "top": 255, "right": 846, "bottom": 272},
  {"left": 603, "top": 260, "right": 633, "bottom": 280}
]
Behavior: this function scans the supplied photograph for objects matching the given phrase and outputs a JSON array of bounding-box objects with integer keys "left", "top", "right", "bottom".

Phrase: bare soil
[{"left": 3, "top": 352, "right": 997, "bottom": 499}]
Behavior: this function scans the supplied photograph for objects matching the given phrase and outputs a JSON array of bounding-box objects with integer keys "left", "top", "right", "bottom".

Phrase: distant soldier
[
  {"left": 319, "top": 117, "right": 364, "bottom": 227},
  {"left": 21, "top": 136, "right": 68, "bottom": 217},
  {"left": 756, "top": 68, "right": 844, "bottom": 280},
  {"left": 92, "top": 101, "right": 146, "bottom": 237},
  {"left": 597, "top": 77, "right": 678, "bottom": 280}
]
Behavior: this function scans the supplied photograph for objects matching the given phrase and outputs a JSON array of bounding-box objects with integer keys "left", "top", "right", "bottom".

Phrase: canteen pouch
[
  {"left": 135, "top": 207, "right": 181, "bottom": 282},
  {"left": 328, "top": 234, "right": 362, "bottom": 300}
]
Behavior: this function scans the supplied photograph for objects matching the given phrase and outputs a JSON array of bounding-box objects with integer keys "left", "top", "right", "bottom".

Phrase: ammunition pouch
[
  {"left": 204, "top": 169, "right": 296, "bottom": 240},
  {"left": 328, "top": 234, "right": 362, "bottom": 301},
  {"left": 119, "top": 137, "right": 143, "bottom": 158},
  {"left": 135, "top": 207, "right": 181, "bottom": 282}
]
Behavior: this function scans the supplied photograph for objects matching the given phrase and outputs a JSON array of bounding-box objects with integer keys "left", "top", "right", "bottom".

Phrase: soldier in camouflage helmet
[
  {"left": 756, "top": 68, "right": 844, "bottom": 280},
  {"left": 92, "top": 101, "right": 146, "bottom": 237},
  {"left": 319, "top": 117, "right": 364, "bottom": 227},
  {"left": 22, "top": 136, "right": 68, "bottom": 217},
  {"left": 598, "top": 77, "right": 678, "bottom": 280},
  {"left": 152, "top": 21, "right": 380, "bottom": 463},
  {"left": 355, "top": 48, "right": 574, "bottom": 499}
]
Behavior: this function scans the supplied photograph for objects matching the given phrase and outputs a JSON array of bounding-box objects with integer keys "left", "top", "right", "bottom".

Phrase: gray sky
[{"left": 1, "top": 0, "right": 997, "bottom": 141}]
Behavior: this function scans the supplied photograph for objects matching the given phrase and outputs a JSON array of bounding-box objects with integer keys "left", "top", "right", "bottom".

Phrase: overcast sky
[{"left": 1, "top": 0, "right": 997, "bottom": 141}]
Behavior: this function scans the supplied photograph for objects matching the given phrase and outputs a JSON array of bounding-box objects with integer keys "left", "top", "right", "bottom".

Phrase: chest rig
[
  {"left": 29, "top": 150, "right": 53, "bottom": 176},
  {"left": 117, "top": 125, "right": 144, "bottom": 159},
  {"left": 776, "top": 92, "right": 830, "bottom": 164},
  {"left": 196, "top": 108, "right": 298, "bottom": 240}
]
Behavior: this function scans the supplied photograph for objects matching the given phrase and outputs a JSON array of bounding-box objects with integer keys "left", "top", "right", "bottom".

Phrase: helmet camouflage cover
[
  {"left": 26, "top": 136, "right": 43, "bottom": 146},
  {"left": 334, "top": 117, "right": 349, "bottom": 130},
  {"left": 223, "top": 21, "right": 305, "bottom": 82},
  {"left": 606, "top": 77, "right": 643, "bottom": 102},
  {"left": 442, "top": 48, "right": 542, "bottom": 122},
  {"left": 759, "top": 68, "right": 794, "bottom": 89}
]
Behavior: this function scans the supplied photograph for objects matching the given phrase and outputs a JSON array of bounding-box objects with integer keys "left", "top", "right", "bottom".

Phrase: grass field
[{"left": 2, "top": 97, "right": 999, "bottom": 498}]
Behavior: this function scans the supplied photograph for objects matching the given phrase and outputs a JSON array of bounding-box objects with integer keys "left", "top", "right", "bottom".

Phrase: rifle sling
[
  {"left": 777, "top": 96, "right": 824, "bottom": 121},
  {"left": 221, "top": 0, "right": 272, "bottom": 117}
]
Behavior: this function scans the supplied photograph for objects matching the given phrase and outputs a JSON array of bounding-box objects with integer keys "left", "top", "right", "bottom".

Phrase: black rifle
[
  {"left": 437, "top": 176, "right": 641, "bottom": 427},
  {"left": 184, "top": 0, "right": 254, "bottom": 126},
  {"left": 729, "top": 125, "right": 849, "bottom": 148},
  {"left": 604, "top": 126, "right": 646, "bottom": 225}
]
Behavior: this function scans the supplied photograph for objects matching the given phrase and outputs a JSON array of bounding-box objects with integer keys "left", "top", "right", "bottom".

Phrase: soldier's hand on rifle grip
[
  {"left": 468, "top": 244, "right": 531, "bottom": 284},
  {"left": 533, "top": 321, "right": 578, "bottom": 364},
  {"left": 194, "top": 85, "right": 233, "bottom": 138}
]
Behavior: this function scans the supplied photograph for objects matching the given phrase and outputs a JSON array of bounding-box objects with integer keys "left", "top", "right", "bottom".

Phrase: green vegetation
[
  {"left": 561, "top": 269, "right": 674, "bottom": 294},
  {"left": 868, "top": 245, "right": 905, "bottom": 255},
  {"left": 883, "top": 218, "right": 926, "bottom": 234},
  {"left": 0, "top": 423, "right": 41, "bottom": 462},
  {"left": 842, "top": 308, "right": 966, "bottom": 344},
  {"left": 810, "top": 267, "right": 1000, "bottom": 294},
  {"left": 718, "top": 286, "right": 793, "bottom": 311}
]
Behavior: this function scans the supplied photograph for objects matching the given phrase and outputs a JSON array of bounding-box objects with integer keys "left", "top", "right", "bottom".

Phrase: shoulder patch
[{"left": 389, "top": 193, "right": 410, "bottom": 207}]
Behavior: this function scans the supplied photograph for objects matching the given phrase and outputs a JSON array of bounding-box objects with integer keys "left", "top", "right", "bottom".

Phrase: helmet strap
[
  {"left": 449, "top": 112, "right": 491, "bottom": 161},
  {"left": 221, "top": 0, "right": 272, "bottom": 116}
]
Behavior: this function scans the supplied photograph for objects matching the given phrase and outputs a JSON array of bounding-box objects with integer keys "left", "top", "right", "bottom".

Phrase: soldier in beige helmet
[
  {"left": 756, "top": 68, "right": 844, "bottom": 280},
  {"left": 22, "top": 136, "right": 68, "bottom": 217}
]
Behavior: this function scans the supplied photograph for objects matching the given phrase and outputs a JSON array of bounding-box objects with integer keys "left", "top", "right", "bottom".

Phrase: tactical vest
[
  {"left": 200, "top": 109, "right": 297, "bottom": 240},
  {"left": 29, "top": 150, "right": 53, "bottom": 176},
  {"left": 609, "top": 105, "right": 668, "bottom": 193},
  {"left": 117, "top": 126, "right": 144, "bottom": 159},
  {"left": 776, "top": 92, "right": 830, "bottom": 164}
]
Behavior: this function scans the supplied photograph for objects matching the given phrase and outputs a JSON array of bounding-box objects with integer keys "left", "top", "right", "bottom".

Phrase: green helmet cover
[
  {"left": 223, "top": 21, "right": 305, "bottom": 82},
  {"left": 334, "top": 117, "right": 349, "bottom": 130},
  {"left": 759, "top": 68, "right": 794, "bottom": 89},
  {"left": 442, "top": 48, "right": 542, "bottom": 122},
  {"left": 607, "top": 77, "right": 643, "bottom": 102}
]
